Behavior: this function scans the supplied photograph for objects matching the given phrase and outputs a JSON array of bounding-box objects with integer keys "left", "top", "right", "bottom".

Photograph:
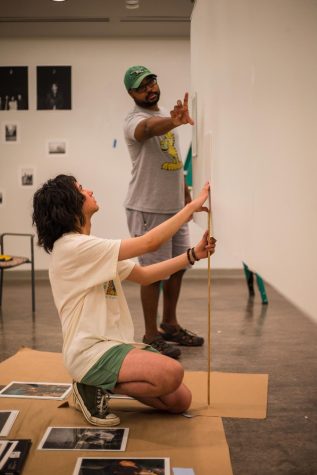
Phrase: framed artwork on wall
[
  {"left": 0, "top": 67, "right": 28, "bottom": 111},
  {"left": 1, "top": 122, "right": 20, "bottom": 143},
  {"left": 47, "top": 139, "right": 67, "bottom": 157},
  {"left": 37, "top": 66, "right": 72, "bottom": 110},
  {"left": 19, "top": 167, "right": 35, "bottom": 187}
]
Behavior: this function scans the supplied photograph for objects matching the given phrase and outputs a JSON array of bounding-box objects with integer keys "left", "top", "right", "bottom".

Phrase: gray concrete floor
[{"left": 0, "top": 273, "right": 316, "bottom": 475}]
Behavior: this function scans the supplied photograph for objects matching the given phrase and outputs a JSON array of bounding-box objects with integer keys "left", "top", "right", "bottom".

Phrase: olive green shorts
[{"left": 81, "top": 344, "right": 158, "bottom": 391}]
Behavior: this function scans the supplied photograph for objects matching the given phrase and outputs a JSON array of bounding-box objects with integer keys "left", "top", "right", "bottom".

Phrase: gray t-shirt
[{"left": 124, "top": 105, "right": 185, "bottom": 214}]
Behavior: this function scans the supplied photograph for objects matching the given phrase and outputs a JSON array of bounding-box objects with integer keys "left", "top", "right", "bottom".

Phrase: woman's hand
[
  {"left": 193, "top": 231, "right": 217, "bottom": 260},
  {"left": 188, "top": 182, "right": 210, "bottom": 214}
]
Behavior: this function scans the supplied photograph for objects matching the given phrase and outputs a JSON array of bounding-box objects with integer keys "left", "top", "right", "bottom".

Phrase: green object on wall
[{"left": 184, "top": 145, "right": 193, "bottom": 187}]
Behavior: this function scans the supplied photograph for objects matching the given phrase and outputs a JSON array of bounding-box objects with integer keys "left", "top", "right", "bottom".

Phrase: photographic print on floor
[
  {"left": 38, "top": 427, "right": 129, "bottom": 451},
  {"left": 0, "top": 67, "right": 28, "bottom": 111},
  {"left": 0, "top": 440, "right": 18, "bottom": 471},
  {"left": 73, "top": 457, "right": 170, "bottom": 475},
  {"left": 0, "top": 382, "right": 72, "bottom": 400},
  {"left": 0, "top": 410, "right": 19, "bottom": 437},
  {"left": 37, "top": 66, "right": 71, "bottom": 110}
]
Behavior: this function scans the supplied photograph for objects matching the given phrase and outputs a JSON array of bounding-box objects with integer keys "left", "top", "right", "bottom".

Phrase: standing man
[{"left": 123, "top": 65, "right": 204, "bottom": 359}]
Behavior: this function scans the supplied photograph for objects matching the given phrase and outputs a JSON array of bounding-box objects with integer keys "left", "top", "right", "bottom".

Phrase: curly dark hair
[{"left": 32, "top": 174, "right": 85, "bottom": 253}]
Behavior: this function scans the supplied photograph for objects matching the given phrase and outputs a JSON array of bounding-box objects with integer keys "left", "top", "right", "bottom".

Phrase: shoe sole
[
  {"left": 162, "top": 338, "right": 204, "bottom": 347},
  {"left": 147, "top": 343, "right": 181, "bottom": 359},
  {"left": 161, "top": 348, "right": 181, "bottom": 359},
  {"left": 72, "top": 384, "right": 120, "bottom": 427}
]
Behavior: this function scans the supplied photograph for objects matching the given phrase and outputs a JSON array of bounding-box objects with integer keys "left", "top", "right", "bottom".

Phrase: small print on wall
[
  {"left": 37, "top": 66, "right": 71, "bottom": 110},
  {"left": 47, "top": 140, "right": 67, "bottom": 157},
  {"left": 0, "top": 189, "right": 4, "bottom": 207},
  {"left": 2, "top": 122, "right": 20, "bottom": 143},
  {"left": 0, "top": 67, "right": 28, "bottom": 111},
  {"left": 19, "top": 168, "right": 35, "bottom": 187}
]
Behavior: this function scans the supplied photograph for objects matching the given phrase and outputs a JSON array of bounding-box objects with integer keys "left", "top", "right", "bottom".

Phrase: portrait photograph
[
  {"left": 37, "top": 66, "right": 71, "bottom": 110},
  {"left": 38, "top": 427, "right": 129, "bottom": 451},
  {"left": 73, "top": 457, "right": 170, "bottom": 475},
  {"left": 0, "top": 411, "right": 19, "bottom": 437},
  {"left": 0, "top": 67, "right": 28, "bottom": 111},
  {"left": 2, "top": 122, "right": 19, "bottom": 143},
  {"left": 0, "top": 381, "right": 72, "bottom": 400},
  {"left": 19, "top": 168, "right": 35, "bottom": 187},
  {"left": 47, "top": 140, "right": 67, "bottom": 156}
]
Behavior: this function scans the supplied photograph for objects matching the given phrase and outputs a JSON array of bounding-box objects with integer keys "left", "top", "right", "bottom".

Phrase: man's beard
[{"left": 134, "top": 90, "right": 160, "bottom": 109}]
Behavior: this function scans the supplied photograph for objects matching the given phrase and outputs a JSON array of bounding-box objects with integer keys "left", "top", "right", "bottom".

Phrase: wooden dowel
[{"left": 207, "top": 207, "right": 211, "bottom": 406}]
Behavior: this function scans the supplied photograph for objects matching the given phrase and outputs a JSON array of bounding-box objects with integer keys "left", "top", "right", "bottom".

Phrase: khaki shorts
[
  {"left": 81, "top": 344, "right": 158, "bottom": 391},
  {"left": 126, "top": 209, "right": 190, "bottom": 266}
]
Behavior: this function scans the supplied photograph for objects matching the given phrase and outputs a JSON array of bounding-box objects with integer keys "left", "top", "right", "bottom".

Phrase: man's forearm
[{"left": 137, "top": 116, "right": 177, "bottom": 140}]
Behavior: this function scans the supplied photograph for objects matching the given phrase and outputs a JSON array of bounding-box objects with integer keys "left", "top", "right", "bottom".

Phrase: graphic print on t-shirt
[
  {"left": 160, "top": 131, "right": 183, "bottom": 171},
  {"left": 103, "top": 280, "right": 117, "bottom": 298}
]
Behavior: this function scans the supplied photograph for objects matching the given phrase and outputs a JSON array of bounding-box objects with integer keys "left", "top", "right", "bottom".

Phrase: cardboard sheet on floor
[
  {"left": 0, "top": 348, "right": 268, "bottom": 419},
  {"left": 184, "top": 371, "right": 269, "bottom": 419},
  {"left": 0, "top": 348, "right": 233, "bottom": 475}
]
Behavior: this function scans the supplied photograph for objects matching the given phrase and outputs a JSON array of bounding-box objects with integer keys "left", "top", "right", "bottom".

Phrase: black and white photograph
[
  {"left": 19, "top": 168, "right": 35, "bottom": 187},
  {"left": 37, "top": 66, "right": 71, "bottom": 110},
  {"left": 38, "top": 427, "right": 129, "bottom": 451},
  {"left": 0, "top": 441, "right": 18, "bottom": 471},
  {"left": 73, "top": 457, "right": 169, "bottom": 475},
  {"left": 0, "top": 67, "right": 28, "bottom": 110},
  {"left": 0, "top": 410, "right": 19, "bottom": 437},
  {"left": 0, "top": 442, "right": 8, "bottom": 460},
  {"left": 2, "top": 122, "right": 19, "bottom": 143},
  {"left": 0, "top": 381, "right": 72, "bottom": 400},
  {"left": 47, "top": 140, "right": 67, "bottom": 156}
]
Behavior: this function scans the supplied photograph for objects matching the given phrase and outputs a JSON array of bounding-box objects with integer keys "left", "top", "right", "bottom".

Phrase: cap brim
[{"left": 131, "top": 72, "right": 157, "bottom": 89}]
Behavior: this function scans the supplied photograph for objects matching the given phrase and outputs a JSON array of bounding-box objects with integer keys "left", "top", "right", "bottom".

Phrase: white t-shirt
[{"left": 49, "top": 233, "right": 142, "bottom": 381}]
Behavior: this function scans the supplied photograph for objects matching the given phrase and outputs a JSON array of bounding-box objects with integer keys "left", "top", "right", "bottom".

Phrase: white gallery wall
[
  {"left": 191, "top": 0, "right": 317, "bottom": 322},
  {"left": 0, "top": 36, "right": 214, "bottom": 269}
]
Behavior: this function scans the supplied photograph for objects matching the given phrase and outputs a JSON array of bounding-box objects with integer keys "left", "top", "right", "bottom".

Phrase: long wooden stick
[{"left": 207, "top": 189, "right": 212, "bottom": 406}]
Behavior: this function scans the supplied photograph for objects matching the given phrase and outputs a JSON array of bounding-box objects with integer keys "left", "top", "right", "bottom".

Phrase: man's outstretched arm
[{"left": 134, "top": 92, "right": 194, "bottom": 142}]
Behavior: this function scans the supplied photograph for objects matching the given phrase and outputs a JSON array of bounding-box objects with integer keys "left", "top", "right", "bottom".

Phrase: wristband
[
  {"left": 187, "top": 248, "right": 195, "bottom": 265},
  {"left": 191, "top": 247, "right": 200, "bottom": 261}
]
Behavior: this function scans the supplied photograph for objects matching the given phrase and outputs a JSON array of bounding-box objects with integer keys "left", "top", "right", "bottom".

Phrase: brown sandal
[{"left": 159, "top": 323, "right": 204, "bottom": 347}]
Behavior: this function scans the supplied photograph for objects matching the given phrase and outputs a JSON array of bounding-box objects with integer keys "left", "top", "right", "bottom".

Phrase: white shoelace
[{"left": 96, "top": 389, "right": 109, "bottom": 417}]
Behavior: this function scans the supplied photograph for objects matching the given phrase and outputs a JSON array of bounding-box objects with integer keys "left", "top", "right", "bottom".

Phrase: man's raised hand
[{"left": 170, "top": 92, "right": 194, "bottom": 127}]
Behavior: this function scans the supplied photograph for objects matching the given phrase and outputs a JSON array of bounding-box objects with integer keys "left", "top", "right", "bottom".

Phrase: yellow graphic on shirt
[
  {"left": 160, "top": 131, "right": 183, "bottom": 171},
  {"left": 103, "top": 280, "right": 117, "bottom": 297}
]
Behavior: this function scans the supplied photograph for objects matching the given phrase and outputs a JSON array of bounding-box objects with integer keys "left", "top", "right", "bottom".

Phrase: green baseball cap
[{"left": 124, "top": 65, "right": 156, "bottom": 91}]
